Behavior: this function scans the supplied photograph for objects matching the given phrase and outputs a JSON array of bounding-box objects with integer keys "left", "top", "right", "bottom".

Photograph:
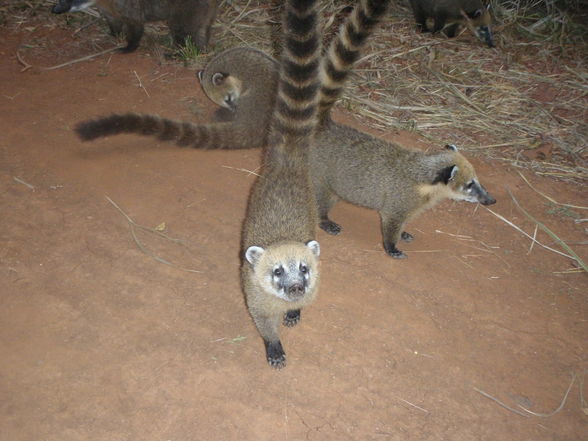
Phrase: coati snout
[
  {"left": 409, "top": 0, "right": 495, "bottom": 48},
  {"left": 441, "top": 144, "right": 496, "bottom": 206},
  {"left": 468, "top": 5, "right": 494, "bottom": 47},
  {"left": 52, "top": 0, "right": 93, "bottom": 14}
]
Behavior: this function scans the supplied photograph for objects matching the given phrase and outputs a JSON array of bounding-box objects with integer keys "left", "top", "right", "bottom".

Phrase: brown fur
[
  {"left": 52, "top": 0, "right": 218, "bottom": 52},
  {"left": 76, "top": 47, "right": 277, "bottom": 149},
  {"left": 240, "top": 0, "right": 323, "bottom": 369},
  {"left": 311, "top": 125, "right": 495, "bottom": 258},
  {"left": 195, "top": 30, "right": 496, "bottom": 259}
]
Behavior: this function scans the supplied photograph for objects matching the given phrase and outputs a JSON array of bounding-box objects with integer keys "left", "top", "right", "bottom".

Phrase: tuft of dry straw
[
  {"left": 475, "top": 371, "right": 579, "bottom": 418},
  {"left": 211, "top": 1, "right": 587, "bottom": 182},
  {"left": 507, "top": 188, "right": 587, "bottom": 272}
]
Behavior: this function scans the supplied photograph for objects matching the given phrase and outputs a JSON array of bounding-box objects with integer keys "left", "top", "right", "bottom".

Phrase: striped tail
[
  {"left": 318, "top": 0, "right": 391, "bottom": 121},
  {"left": 75, "top": 113, "right": 263, "bottom": 150},
  {"left": 270, "top": 0, "right": 322, "bottom": 147}
]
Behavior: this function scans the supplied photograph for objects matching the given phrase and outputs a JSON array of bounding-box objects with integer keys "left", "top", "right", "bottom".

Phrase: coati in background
[
  {"left": 240, "top": 0, "right": 323, "bottom": 369},
  {"left": 75, "top": 0, "right": 495, "bottom": 259},
  {"left": 77, "top": 47, "right": 278, "bottom": 149},
  {"left": 408, "top": 0, "right": 494, "bottom": 47},
  {"left": 51, "top": 0, "right": 218, "bottom": 53}
]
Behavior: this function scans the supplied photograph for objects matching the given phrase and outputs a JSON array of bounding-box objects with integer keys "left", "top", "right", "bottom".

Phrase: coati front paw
[
  {"left": 401, "top": 231, "right": 414, "bottom": 242},
  {"left": 384, "top": 242, "right": 407, "bottom": 259},
  {"left": 283, "top": 309, "right": 301, "bottom": 327},
  {"left": 319, "top": 219, "right": 342, "bottom": 235},
  {"left": 265, "top": 340, "right": 286, "bottom": 369}
]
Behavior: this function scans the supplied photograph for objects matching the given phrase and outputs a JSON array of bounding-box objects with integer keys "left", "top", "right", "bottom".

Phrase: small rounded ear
[
  {"left": 306, "top": 240, "right": 320, "bottom": 257},
  {"left": 449, "top": 165, "right": 459, "bottom": 181},
  {"left": 473, "top": 8, "right": 483, "bottom": 18},
  {"left": 433, "top": 165, "right": 459, "bottom": 185},
  {"left": 486, "top": 3, "right": 491, "bottom": 10},
  {"left": 197, "top": 70, "right": 204, "bottom": 82},
  {"left": 245, "top": 246, "right": 265, "bottom": 265},
  {"left": 445, "top": 144, "right": 458, "bottom": 152},
  {"left": 212, "top": 72, "right": 226, "bottom": 86}
]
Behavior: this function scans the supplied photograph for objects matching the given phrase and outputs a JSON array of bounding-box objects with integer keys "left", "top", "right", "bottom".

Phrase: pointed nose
[
  {"left": 481, "top": 194, "right": 496, "bottom": 205},
  {"left": 287, "top": 284, "right": 305, "bottom": 298},
  {"left": 477, "top": 26, "right": 495, "bottom": 48}
]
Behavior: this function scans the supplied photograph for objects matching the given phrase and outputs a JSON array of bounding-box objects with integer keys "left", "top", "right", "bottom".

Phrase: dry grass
[
  {"left": 4, "top": 0, "right": 587, "bottom": 183},
  {"left": 213, "top": 0, "right": 588, "bottom": 183}
]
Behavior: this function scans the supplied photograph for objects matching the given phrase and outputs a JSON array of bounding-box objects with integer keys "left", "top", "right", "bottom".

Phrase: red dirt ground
[{"left": 1, "top": 19, "right": 587, "bottom": 441}]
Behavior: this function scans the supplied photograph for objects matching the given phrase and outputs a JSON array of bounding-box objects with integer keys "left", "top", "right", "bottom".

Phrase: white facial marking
[
  {"left": 449, "top": 165, "right": 459, "bottom": 182},
  {"left": 306, "top": 240, "right": 320, "bottom": 257},
  {"left": 71, "top": 0, "right": 95, "bottom": 12}
]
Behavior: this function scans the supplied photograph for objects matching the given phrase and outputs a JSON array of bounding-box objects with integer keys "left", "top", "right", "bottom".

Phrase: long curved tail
[
  {"left": 270, "top": 0, "right": 322, "bottom": 149},
  {"left": 318, "top": 0, "right": 391, "bottom": 121},
  {"left": 75, "top": 113, "right": 264, "bottom": 149}
]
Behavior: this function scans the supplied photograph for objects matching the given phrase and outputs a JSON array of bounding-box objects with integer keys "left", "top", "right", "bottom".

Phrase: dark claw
[
  {"left": 319, "top": 219, "right": 341, "bottom": 235},
  {"left": 401, "top": 231, "right": 414, "bottom": 242},
  {"left": 384, "top": 241, "right": 408, "bottom": 259},
  {"left": 283, "top": 309, "right": 301, "bottom": 327},
  {"left": 265, "top": 340, "right": 286, "bottom": 369}
]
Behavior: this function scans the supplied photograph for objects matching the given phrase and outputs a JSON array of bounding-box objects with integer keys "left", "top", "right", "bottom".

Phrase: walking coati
[
  {"left": 408, "top": 0, "right": 494, "bottom": 47},
  {"left": 240, "top": 0, "right": 323, "bottom": 368},
  {"left": 51, "top": 0, "right": 218, "bottom": 52}
]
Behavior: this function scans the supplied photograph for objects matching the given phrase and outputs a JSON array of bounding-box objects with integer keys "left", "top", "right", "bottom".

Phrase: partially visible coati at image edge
[{"left": 51, "top": 0, "right": 218, "bottom": 52}]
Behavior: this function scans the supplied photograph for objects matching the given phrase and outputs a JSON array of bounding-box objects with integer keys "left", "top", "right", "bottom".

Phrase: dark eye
[
  {"left": 299, "top": 264, "right": 308, "bottom": 274},
  {"left": 273, "top": 267, "right": 283, "bottom": 277}
]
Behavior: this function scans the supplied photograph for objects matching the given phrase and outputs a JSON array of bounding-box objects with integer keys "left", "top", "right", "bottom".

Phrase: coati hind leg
[
  {"left": 443, "top": 23, "right": 460, "bottom": 38},
  {"left": 120, "top": 20, "right": 144, "bottom": 53},
  {"left": 380, "top": 213, "right": 408, "bottom": 259},
  {"left": 409, "top": 1, "right": 430, "bottom": 32},
  {"left": 103, "top": 15, "right": 124, "bottom": 37},
  {"left": 316, "top": 187, "right": 342, "bottom": 235},
  {"left": 432, "top": 12, "right": 448, "bottom": 34},
  {"left": 283, "top": 309, "right": 301, "bottom": 327}
]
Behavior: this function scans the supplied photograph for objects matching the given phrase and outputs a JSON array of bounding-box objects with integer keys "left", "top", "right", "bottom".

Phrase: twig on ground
[
  {"left": 16, "top": 50, "right": 32, "bottom": 72},
  {"left": 221, "top": 165, "right": 260, "bottom": 176},
  {"left": 133, "top": 70, "right": 150, "bottom": 97},
  {"left": 517, "top": 373, "right": 576, "bottom": 417},
  {"left": 105, "top": 195, "right": 201, "bottom": 273},
  {"left": 13, "top": 176, "right": 35, "bottom": 190},
  {"left": 43, "top": 46, "right": 122, "bottom": 70},
  {"left": 517, "top": 171, "right": 588, "bottom": 210},
  {"left": 474, "top": 387, "right": 530, "bottom": 417},
  {"left": 484, "top": 206, "right": 575, "bottom": 261},
  {"left": 507, "top": 188, "right": 587, "bottom": 272}
]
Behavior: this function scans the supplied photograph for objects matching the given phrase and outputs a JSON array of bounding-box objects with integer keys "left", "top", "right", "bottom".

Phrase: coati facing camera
[
  {"left": 75, "top": 0, "right": 495, "bottom": 259},
  {"left": 240, "top": 0, "right": 323, "bottom": 368},
  {"left": 51, "top": 0, "right": 218, "bottom": 53},
  {"left": 409, "top": 0, "right": 494, "bottom": 48},
  {"left": 77, "top": 47, "right": 278, "bottom": 149}
]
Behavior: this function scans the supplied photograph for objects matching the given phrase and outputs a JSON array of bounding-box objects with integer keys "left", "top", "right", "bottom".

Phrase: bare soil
[{"left": 1, "top": 12, "right": 587, "bottom": 441}]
